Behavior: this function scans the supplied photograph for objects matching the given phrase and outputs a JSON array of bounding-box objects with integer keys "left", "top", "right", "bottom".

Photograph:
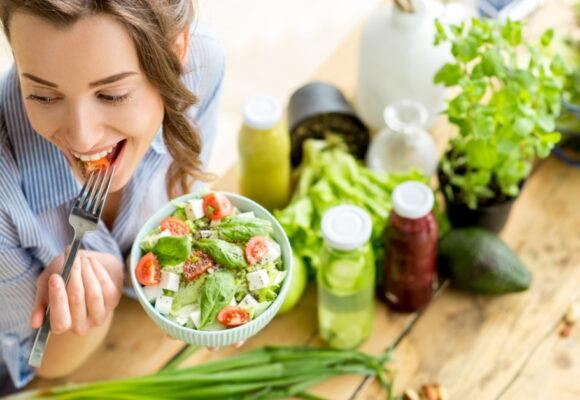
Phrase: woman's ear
[{"left": 173, "top": 29, "right": 190, "bottom": 66}]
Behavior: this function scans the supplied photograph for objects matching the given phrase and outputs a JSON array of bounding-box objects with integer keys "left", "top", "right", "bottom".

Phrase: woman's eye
[
  {"left": 98, "top": 93, "right": 131, "bottom": 104},
  {"left": 27, "top": 94, "right": 58, "bottom": 104}
]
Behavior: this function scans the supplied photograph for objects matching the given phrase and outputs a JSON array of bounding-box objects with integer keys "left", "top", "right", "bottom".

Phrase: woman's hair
[{"left": 0, "top": 0, "right": 211, "bottom": 199}]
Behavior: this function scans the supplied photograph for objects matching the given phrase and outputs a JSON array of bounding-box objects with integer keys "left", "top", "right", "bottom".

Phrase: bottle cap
[
  {"left": 383, "top": 99, "right": 428, "bottom": 133},
  {"left": 392, "top": 181, "right": 434, "bottom": 219},
  {"left": 243, "top": 95, "right": 282, "bottom": 130},
  {"left": 321, "top": 205, "right": 372, "bottom": 251}
]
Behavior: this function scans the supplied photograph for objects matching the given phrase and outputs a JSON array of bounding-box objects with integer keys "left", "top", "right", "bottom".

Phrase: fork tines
[{"left": 75, "top": 165, "right": 116, "bottom": 216}]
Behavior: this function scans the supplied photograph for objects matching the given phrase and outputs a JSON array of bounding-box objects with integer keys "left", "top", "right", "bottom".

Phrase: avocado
[{"left": 438, "top": 228, "right": 532, "bottom": 294}]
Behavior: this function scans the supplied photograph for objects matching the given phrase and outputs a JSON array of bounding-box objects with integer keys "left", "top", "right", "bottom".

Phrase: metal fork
[{"left": 28, "top": 164, "right": 116, "bottom": 368}]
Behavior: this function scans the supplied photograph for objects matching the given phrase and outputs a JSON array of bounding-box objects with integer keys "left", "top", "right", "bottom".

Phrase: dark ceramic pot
[
  {"left": 437, "top": 167, "right": 520, "bottom": 234},
  {"left": 287, "top": 81, "right": 370, "bottom": 166}
]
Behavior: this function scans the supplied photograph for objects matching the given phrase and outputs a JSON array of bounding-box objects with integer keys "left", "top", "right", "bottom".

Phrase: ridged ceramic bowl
[{"left": 130, "top": 192, "right": 293, "bottom": 347}]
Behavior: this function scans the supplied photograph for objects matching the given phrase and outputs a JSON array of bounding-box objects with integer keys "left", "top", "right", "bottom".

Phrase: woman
[{"left": 0, "top": 0, "right": 224, "bottom": 391}]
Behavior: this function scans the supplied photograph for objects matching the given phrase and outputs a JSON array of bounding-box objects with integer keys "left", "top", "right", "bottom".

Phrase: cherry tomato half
[
  {"left": 136, "top": 252, "right": 161, "bottom": 286},
  {"left": 203, "top": 192, "right": 233, "bottom": 221},
  {"left": 245, "top": 236, "right": 270, "bottom": 266},
  {"left": 160, "top": 216, "right": 189, "bottom": 236},
  {"left": 217, "top": 306, "right": 250, "bottom": 327}
]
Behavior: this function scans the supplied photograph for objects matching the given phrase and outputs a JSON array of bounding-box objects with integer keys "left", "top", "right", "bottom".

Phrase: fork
[{"left": 28, "top": 164, "right": 116, "bottom": 368}]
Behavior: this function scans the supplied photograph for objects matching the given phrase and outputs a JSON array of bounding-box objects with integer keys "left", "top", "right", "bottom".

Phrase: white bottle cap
[
  {"left": 392, "top": 181, "right": 434, "bottom": 219},
  {"left": 321, "top": 205, "right": 372, "bottom": 251},
  {"left": 242, "top": 95, "right": 282, "bottom": 130}
]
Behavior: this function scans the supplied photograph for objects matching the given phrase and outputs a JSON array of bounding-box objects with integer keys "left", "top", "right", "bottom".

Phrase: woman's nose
[{"left": 65, "top": 102, "right": 101, "bottom": 152}]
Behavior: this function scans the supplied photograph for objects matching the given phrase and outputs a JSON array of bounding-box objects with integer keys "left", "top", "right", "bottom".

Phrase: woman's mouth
[{"left": 72, "top": 139, "right": 127, "bottom": 178}]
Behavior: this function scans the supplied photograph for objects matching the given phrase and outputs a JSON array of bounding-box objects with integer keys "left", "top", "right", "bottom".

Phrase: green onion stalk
[{"left": 9, "top": 347, "right": 394, "bottom": 400}]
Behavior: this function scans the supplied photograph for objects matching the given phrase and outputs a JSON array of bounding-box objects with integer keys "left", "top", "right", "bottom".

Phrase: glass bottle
[
  {"left": 239, "top": 95, "right": 291, "bottom": 211},
  {"left": 318, "top": 205, "right": 375, "bottom": 349},
  {"left": 366, "top": 100, "right": 438, "bottom": 177},
  {"left": 383, "top": 181, "right": 438, "bottom": 312}
]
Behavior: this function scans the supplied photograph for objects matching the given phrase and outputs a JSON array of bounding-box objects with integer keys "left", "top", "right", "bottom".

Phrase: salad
[{"left": 135, "top": 192, "right": 286, "bottom": 331}]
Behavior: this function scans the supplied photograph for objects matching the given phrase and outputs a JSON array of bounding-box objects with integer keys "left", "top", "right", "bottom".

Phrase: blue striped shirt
[{"left": 0, "top": 25, "right": 225, "bottom": 389}]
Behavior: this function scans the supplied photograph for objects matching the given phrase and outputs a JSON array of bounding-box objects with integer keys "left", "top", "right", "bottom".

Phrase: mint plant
[{"left": 434, "top": 19, "right": 567, "bottom": 209}]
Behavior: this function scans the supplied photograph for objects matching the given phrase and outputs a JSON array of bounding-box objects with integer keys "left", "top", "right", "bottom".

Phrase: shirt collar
[{"left": 150, "top": 126, "right": 167, "bottom": 155}]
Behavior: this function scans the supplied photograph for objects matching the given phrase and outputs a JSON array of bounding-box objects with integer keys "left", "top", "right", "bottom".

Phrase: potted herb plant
[{"left": 433, "top": 19, "right": 567, "bottom": 232}]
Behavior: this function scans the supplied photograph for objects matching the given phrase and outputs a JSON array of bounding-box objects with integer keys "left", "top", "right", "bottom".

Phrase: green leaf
[
  {"left": 501, "top": 19, "right": 522, "bottom": 46},
  {"left": 540, "top": 28, "right": 554, "bottom": 47},
  {"left": 451, "top": 36, "right": 480, "bottom": 63},
  {"left": 465, "top": 139, "right": 498, "bottom": 169},
  {"left": 541, "top": 132, "right": 561, "bottom": 144},
  {"left": 199, "top": 272, "right": 236, "bottom": 329},
  {"left": 218, "top": 216, "right": 273, "bottom": 242},
  {"left": 513, "top": 117, "right": 535, "bottom": 136},
  {"left": 153, "top": 236, "right": 192, "bottom": 266},
  {"left": 194, "top": 238, "right": 248, "bottom": 269},
  {"left": 434, "top": 19, "right": 448, "bottom": 45},
  {"left": 448, "top": 94, "right": 470, "bottom": 120},
  {"left": 535, "top": 140, "right": 552, "bottom": 158},
  {"left": 434, "top": 63, "right": 463, "bottom": 86},
  {"left": 536, "top": 114, "right": 556, "bottom": 133},
  {"left": 481, "top": 49, "right": 505, "bottom": 77},
  {"left": 550, "top": 54, "right": 568, "bottom": 76}
]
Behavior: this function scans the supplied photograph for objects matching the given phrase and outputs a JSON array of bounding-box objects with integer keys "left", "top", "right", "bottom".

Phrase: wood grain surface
[{"left": 29, "top": 1, "right": 579, "bottom": 399}]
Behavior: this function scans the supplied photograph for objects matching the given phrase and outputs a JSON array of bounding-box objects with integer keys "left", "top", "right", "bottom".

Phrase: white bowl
[{"left": 130, "top": 192, "right": 293, "bottom": 347}]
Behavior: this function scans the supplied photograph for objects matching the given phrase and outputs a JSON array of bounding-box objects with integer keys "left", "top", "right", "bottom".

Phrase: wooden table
[{"left": 31, "top": 1, "right": 579, "bottom": 398}]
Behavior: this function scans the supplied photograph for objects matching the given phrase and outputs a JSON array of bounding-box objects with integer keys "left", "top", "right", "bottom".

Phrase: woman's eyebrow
[
  {"left": 21, "top": 71, "right": 138, "bottom": 89},
  {"left": 22, "top": 73, "right": 58, "bottom": 88},
  {"left": 88, "top": 71, "right": 137, "bottom": 88}
]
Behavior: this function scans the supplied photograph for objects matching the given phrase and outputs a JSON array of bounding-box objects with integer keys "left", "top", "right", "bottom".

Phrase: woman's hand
[{"left": 30, "top": 249, "right": 124, "bottom": 335}]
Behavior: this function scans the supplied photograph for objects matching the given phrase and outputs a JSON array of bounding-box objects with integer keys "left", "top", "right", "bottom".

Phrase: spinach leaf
[
  {"left": 218, "top": 216, "right": 273, "bottom": 242},
  {"left": 153, "top": 235, "right": 192, "bottom": 266},
  {"left": 195, "top": 239, "right": 247, "bottom": 269},
  {"left": 199, "top": 272, "right": 236, "bottom": 329}
]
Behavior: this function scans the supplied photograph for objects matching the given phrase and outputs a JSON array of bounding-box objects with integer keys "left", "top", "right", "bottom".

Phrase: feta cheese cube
[
  {"left": 229, "top": 297, "right": 238, "bottom": 307},
  {"left": 189, "top": 309, "right": 202, "bottom": 328},
  {"left": 238, "top": 294, "right": 258, "bottom": 309},
  {"left": 185, "top": 199, "right": 205, "bottom": 220},
  {"left": 237, "top": 212, "right": 256, "bottom": 219},
  {"left": 155, "top": 295, "right": 173, "bottom": 315},
  {"left": 263, "top": 240, "right": 281, "bottom": 263},
  {"left": 247, "top": 269, "right": 270, "bottom": 291},
  {"left": 142, "top": 284, "right": 163, "bottom": 303},
  {"left": 160, "top": 271, "right": 180, "bottom": 292},
  {"left": 198, "top": 230, "right": 212, "bottom": 239},
  {"left": 175, "top": 315, "right": 189, "bottom": 326}
]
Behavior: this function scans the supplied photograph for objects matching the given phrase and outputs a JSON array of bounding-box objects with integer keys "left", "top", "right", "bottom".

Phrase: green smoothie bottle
[
  {"left": 318, "top": 205, "right": 375, "bottom": 349},
  {"left": 239, "top": 95, "right": 291, "bottom": 211}
]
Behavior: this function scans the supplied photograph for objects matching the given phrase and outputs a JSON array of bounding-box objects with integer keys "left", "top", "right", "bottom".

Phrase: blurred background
[{"left": 0, "top": 0, "right": 382, "bottom": 177}]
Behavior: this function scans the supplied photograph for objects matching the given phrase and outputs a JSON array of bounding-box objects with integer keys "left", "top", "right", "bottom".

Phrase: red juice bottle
[{"left": 383, "top": 181, "right": 438, "bottom": 312}]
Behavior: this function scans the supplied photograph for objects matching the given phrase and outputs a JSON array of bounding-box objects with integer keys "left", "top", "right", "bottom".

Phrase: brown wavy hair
[{"left": 0, "top": 0, "right": 211, "bottom": 198}]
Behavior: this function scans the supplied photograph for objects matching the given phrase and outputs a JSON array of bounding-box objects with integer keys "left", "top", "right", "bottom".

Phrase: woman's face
[{"left": 9, "top": 12, "right": 166, "bottom": 193}]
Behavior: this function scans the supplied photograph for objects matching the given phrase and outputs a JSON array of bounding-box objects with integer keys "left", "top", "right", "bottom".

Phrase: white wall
[{"left": 0, "top": 0, "right": 381, "bottom": 175}]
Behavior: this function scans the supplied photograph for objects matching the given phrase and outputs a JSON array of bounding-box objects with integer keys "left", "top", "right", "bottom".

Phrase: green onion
[{"left": 13, "top": 346, "right": 393, "bottom": 400}]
